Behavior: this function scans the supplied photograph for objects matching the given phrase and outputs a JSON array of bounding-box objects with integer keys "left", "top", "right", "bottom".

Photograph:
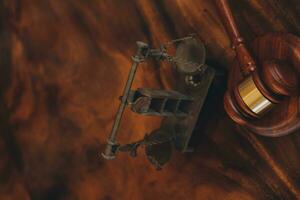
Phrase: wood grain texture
[{"left": 0, "top": 0, "right": 299, "bottom": 199}]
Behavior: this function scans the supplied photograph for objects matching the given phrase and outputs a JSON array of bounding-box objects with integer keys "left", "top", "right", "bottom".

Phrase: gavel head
[{"left": 224, "top": 59, "right": 299, "bottom": 125}]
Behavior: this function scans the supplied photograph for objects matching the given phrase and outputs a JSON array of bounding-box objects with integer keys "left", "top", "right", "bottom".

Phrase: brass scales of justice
[{"left": 101, "top": 35, "right": 216, "bottom": 169}]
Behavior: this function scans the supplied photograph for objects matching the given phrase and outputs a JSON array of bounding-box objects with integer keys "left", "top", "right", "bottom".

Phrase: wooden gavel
[{"left": 215, "top": 0, "right": 300, "bottom": 137}]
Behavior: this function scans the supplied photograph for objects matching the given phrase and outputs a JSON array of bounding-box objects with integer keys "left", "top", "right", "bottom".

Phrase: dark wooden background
[{"left": 0, "top": 0, "right": 300, "bottom": 199}]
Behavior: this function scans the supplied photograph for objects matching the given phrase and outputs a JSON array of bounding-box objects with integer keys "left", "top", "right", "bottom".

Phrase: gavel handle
[{"left": 214, "top": 0, "right": 256, "bottom": 76}]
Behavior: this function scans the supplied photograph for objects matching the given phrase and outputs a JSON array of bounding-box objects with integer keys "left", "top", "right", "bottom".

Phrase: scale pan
[
  {"left": 175, "top": 38, "right": 206, "bottom": 75},
  {"left": 144, "top": 129, "right": 172, "bottom": 170}
]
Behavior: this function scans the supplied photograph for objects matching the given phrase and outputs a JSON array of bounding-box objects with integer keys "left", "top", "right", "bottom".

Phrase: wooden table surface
[{"left": 0, "top": 0, "right": 299, "bottom": 199}]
